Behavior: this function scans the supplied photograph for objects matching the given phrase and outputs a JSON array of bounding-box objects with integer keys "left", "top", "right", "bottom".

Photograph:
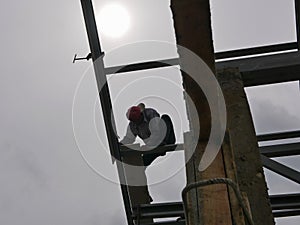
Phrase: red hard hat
[{"left": 126, "top": 106, "right": 141, "bottom": 122}]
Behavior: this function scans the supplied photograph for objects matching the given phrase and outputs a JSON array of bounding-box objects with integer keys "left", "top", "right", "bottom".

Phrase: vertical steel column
[
  {"left": 295, "top": 0, "right": 300, "bottom": 102},
  {"left": 295, "top": 0, "right": 300, "bottom": 50},
  {"left": 79, "top": 1, "right": 133, "bottom": 224}
]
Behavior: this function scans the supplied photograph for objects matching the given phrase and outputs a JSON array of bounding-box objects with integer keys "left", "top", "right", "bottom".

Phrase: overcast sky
[{"left": 0, "top": 0, "right": 299, "bottom": 225}]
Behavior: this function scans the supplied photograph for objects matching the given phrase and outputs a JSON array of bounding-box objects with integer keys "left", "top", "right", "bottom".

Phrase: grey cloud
[{"left": 253, "top": 100, "right": 300, "bottom": 133}]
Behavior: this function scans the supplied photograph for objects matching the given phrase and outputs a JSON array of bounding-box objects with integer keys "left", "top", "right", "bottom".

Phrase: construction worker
[{"left": 120, "top": 103, "right": 176, "bottom": 166}]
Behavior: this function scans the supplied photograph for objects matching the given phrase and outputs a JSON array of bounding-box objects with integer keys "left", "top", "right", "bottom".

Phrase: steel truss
[{"left": 79, "top": 0, "right": 300, "bottom": 224}]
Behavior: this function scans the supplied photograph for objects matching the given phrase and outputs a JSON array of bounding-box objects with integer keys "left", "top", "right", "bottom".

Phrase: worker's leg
[
  {"left": 143, "top": 153, "right": 159, "bottom": 166},
  {"left": 122, "top": 154, "right": 153, "bottom": 205},
  {"left": 161, "top": 114, "right": 176, "bottom": 144},
  {"left": 143, "top": 115, "right": 176, "bottom": 166}
]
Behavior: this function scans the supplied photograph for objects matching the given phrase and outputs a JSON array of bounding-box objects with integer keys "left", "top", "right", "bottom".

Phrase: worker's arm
[
  {"left": 145, "top": 117, "right": 166, "bottom": 147},
  {"left": 120, "top": 125, "right": 137, "bottom": 145}
]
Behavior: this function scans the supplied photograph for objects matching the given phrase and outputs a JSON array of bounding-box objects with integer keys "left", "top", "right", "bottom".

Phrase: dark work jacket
[{"left": 121, "top": 108, "right": 164, "bottom": 146}]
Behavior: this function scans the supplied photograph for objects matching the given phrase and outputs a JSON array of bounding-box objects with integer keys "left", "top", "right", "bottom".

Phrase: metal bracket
[{"left": 72, "top": 53, "right": 92, "bottom": 63}]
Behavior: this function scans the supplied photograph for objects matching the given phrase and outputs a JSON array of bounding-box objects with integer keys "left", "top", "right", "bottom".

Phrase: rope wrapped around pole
[{"left": 182, "top": 178, "right": 255, "bottom": 225}]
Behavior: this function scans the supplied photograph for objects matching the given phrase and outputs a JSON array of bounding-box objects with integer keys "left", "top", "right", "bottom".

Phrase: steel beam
[
  {"left": 261, "top": 155, "right": 300, "bottom": 184},
  {"left": 272, "top": 210, "right": 300, "bottom": 217},
  {"left": 106, "top": 51, "right": 300, "bottom": 87},
  {"left": 80, "top": 1, "right": 133, "bottom": 224},
  {"left": 295, "top": 0, "right": 300, "bottom": 50},
  {"left": 216, "top": 52, "right": 300, "bottom": 86},
  {"left": 120, "top": 144, "right": 184, "bottom": 156},
  {"left": 242, "top": 64, "right": 300, "bottom": 86},
  {"left": 80, "top": 0, "right": 119, "bottom": 161},
  {"left": 260, "top": 143, "right": 300, "bottom": 157},
  {"left": 132, "top": 202, "right": 184, "bottom": 219},
  {"left": 104, "top": 51, "right": 300, "bottom": 87},
  {"left": 142, "top": 220, "right": 185, "bottom": 225},
  {"left": 257, "top": 130, "right": 300, "bottom": 142},
  {"left": 215, "top": 42, "right": 297, "bottom": 60},
  {"left": 105, "top": 58, "right": 179, "bottom": 74},
  {"left": 216, "top": 49, "right": 300, "bottom": 72},
  {"left": 270, "top": 193, "right": 300, "bottom": 210},
  {"left": 132, "top": 196, "right": 300, "bottom": 220}
]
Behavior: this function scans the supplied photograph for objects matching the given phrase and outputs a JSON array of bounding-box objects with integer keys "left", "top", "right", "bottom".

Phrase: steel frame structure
[{"left": 79, "top": 0, "right": 300, "bottom": 224}]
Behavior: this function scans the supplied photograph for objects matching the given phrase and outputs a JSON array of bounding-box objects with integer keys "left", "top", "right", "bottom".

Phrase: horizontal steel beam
[
  {"left": 104, "top": 52, "right": 300, "bottom": 87},
  {"left": 132, "top": 202, "right": 184, "bottom": 219},
  {"left": 215, "top": 42, "right": 298, "bottom": 60},
  {"left": 105, "top": 43, "right": 299, "bottom": 75},
  {"left": 133, "top": 194, "right": 300, "bottom": 220},
  {"left": 216, "top": 51, "right": 300, "bottom": 87},
  {"left": 260, "top": 143, "right": 300, "bottom": 157},
  {"left": 105, "top": 58, "right": 179, "bottom": 74},
  {"left": 272, "top": 209, "right": 300, "bottom": 218},
  {"left": 242, "top": 64, "right": 300, "bottom": 86},
  {"left": 143, "top": 220, "right": 185, "bottom": 225},
  {"left": 261, "top": 155, "right": 300, "bottom": 184},
  {"left": 216, "top": 51, "right": 300, "bottom": 72},
  {"left": 270, "top": 193, "right": 300, "bottom": 210},
  {"left": 257, "top": 130, "right": 300, "bottom": 142},
  {"left": 120, "top": 144, "right": 184, "bottom": 157}
]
